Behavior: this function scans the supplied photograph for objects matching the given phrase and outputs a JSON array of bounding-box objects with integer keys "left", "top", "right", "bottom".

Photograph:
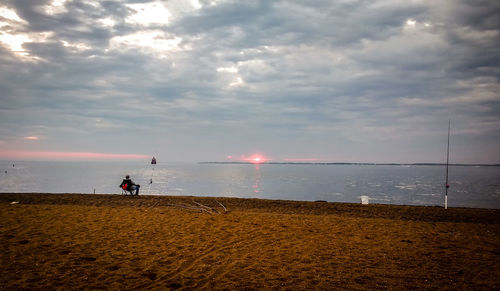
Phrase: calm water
[{"left": 1, "top": 161, "right": 499, "bottom": 209}]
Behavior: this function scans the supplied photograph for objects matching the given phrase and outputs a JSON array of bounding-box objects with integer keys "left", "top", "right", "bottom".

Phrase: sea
[{"left": 1, "top": 160, "right": 499, "bottom": 209}]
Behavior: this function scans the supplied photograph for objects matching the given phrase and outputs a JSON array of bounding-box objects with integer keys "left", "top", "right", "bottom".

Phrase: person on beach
[{"left": 120, "top": 175, "right": 140, "bottom": 195}]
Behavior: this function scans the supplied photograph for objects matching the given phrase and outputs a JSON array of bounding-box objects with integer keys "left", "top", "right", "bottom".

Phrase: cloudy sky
[{"left": 0, "top": 0, "right": 499, "bottom": 163}]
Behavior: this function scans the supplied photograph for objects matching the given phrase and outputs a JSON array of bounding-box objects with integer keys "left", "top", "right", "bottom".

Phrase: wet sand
[{"left": 1, "top": 193, "right": 499, "bottom": 290}]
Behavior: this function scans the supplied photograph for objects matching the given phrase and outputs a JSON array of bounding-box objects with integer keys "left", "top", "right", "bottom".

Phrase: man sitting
[{"left": 119, "top": 175, "right": 140, "bottom": 195}]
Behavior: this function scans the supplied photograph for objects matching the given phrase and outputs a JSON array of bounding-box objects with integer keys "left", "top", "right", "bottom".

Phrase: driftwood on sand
[{"left": 166, "top": 199, "right": 228, "bottom": 214}]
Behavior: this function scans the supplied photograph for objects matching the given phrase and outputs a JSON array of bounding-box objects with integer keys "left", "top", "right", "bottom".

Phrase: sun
[{"left": 242, "top": 154, "right": 270, "bottom": 164}]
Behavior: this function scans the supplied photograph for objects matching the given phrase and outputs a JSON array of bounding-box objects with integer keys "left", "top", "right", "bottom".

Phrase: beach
[{"left": 1, "top": 193, "right": 499, "bottom": 290}]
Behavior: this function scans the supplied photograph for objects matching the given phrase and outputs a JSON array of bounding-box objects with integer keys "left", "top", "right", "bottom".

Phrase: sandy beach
[{"left": 1, "top": 193, "right": 499, "bottom": 290}]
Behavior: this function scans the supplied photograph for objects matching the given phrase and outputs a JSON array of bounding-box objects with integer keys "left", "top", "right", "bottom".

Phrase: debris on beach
[{"left": 166, "top": 199, "right": 228, "bottom": 214}]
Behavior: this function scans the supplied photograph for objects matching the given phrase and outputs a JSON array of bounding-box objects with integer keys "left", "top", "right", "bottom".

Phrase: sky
[{"left": 0, "top": 0, "right": 499, "bottom": 163}]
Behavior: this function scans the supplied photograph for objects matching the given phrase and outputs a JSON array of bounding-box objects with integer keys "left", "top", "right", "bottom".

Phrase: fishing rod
[{"left": 445, "top": 120, "right": 450, "bottom": 209}]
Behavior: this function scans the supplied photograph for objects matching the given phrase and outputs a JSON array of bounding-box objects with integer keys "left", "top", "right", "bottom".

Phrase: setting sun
[{"left": 242, "top": 154, "right": 270, "bottom": 164}]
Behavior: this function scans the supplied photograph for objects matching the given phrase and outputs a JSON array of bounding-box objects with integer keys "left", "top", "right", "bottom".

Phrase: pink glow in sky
[
  {"left": 24, "top": 136, "right": 39, "bottom": 140},
  {"left": 0, "top": 151, "right": 149, "bottom": 161}
]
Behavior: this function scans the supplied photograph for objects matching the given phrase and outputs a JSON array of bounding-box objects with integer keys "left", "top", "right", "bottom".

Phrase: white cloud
[
  {"left": 217, "top": 66, "right": 238, "bottom": 73},
  {"left": 191, "top": 0, "right": 202, "bottom": 9},
  {"left": 217, "top": 65, "right": 247, "bottom": 87},
  {"left": 82, "top": 0, "right": 100, "bottom": 8},
  {"left": 163, "top": 0, "right": 230, "bottom": 22},
  {"left": 98, "top": 17, "right": 116, "bottom": 28},
  {"left": 0, "top": 6, "right": 26, "bottom": 23},
  {"left": 0, "top": 33, "right": 31, "bottom": 53},
  {"left": 43, "top": 0, "right": 69, "bottom": 15},
  {"left": 109, "top": 30, "right": 183, "bottom": 56},
  {"left": 0, "top": 5, "right": 52, "bottom": 61},
  {"left": 126, "top": 2, "right": 171, "bottom": 26},
  {"left": 406, "top": 19, "right": 417, "bottom": 27},
  {"left": 229, "top": 76, "right": 244, "bottom": 87},
  {"left": 0, "top": 31, "right": 52, "bottom": 61},
  {"left": 61, "top": 40, "right": 91, "bottom": 51}
]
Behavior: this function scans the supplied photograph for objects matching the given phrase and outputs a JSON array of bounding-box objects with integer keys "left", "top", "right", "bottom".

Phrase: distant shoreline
[{"left": 200, "top": 162, "right": 500, "bottom": 167}]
